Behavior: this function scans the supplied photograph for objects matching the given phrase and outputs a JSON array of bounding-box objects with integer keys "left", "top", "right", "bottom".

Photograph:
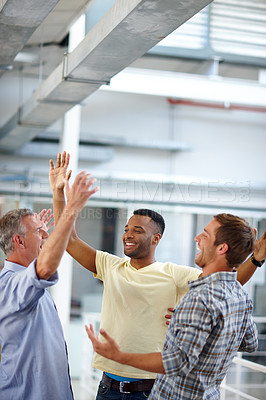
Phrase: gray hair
[{"left": 0, "top": 208, "right": 34, "bottom": 256}]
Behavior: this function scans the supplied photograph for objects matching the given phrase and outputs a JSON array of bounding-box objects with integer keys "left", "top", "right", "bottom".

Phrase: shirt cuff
[{"left": 29, "top": 259, "right": 59, "bottom": 288}]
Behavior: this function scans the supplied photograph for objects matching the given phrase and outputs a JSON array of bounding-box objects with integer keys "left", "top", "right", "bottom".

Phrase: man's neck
[
  {"left": 129, "top": 257, "right": 156, "bottom": 270},
  {"left": 201, "top": 261, "right": 233, "bottom": 277},
  {"left": 6, "top": 253, "right": 30, "bottom": 268}
]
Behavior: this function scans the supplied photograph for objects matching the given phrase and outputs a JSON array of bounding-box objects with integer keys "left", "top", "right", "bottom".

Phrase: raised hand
[
  {"left": 254, "top": 229, "right": 266, "bottom": 262},
  {"left": 64, "top": 171, "right": 99, "bottom": 215},
  {"left": 37, "top": 209, "right": 54, "bottom": 233},
  {"left": 49, "top": 151, "right": 72, "bottom": 192}
]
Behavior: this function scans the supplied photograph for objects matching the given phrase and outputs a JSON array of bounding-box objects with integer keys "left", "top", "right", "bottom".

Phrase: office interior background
[{"left": 0, "top": 0, "right": 266, "bottom": 398}]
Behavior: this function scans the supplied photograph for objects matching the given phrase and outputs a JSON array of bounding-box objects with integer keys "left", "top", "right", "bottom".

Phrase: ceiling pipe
[{"left": 167, "top": 98, "right": 266, "bottom": 113}]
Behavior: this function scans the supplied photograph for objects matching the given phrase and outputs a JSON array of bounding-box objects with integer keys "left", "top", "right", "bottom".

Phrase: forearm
[
  {"left": 117, "top": 352, "right": 165, "bottom": 374},
  {"left": 236, "top": 257, "right": 257, "bottom": 285},
  {"left": 86, "top": 325, "right": 165, "bottom": 373},
  {"left": 52, "top": 187, "right": 78, "bottom": 248},
  {"left": 237, "top": 231, "right": 266, "bottom": 285},
  {"left": 53, "top": 185, "right": 97, "bottom": 273},
  {"left": 52, "top": 188, "right": 66, "bottom": 224},
  {"left": 36, "top": 205, "right": 77, "bottom": 279}
]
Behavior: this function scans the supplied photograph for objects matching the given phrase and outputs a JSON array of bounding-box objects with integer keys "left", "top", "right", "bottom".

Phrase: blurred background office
[{"left": 0, "top": 0, "right": 265, "bottom": 398}]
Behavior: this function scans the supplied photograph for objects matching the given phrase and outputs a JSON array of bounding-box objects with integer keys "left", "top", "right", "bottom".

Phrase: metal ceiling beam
[
  {"left": 0, "top": 0, "right": 59, "bottom": 74},
  {"left": 27, "top": 0, "right": 94, "bottom": 46},
  {"left": 0, "top": 0, "right": 213, "bottom": 153}
]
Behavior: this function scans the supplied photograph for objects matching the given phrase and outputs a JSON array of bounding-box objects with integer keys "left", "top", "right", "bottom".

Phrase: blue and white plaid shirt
[{"left": 149, "top": 271, "right": 258, "bottom": 400}]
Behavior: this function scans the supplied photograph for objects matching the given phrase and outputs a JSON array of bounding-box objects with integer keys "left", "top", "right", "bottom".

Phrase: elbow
[
  {"left": 249, "top": 339, "right": 259, "bottom": 353},
  {"left": 36, "top": 268, "right": 52, "bottom": 280},
  {"left": 35, "top": 259, "right": 55, "bottom": 280},
  {"left": 67, "top": 232, "right": 78, "bottom": 251},
  {"left": 240, "top": 338, "right": 258, "bottom": 353},
  {"left": 163, "top": 350, "right": 195, "bottom": 377},
  {"left": 244, "top": 345, "right": 258, "bottom": 354}
]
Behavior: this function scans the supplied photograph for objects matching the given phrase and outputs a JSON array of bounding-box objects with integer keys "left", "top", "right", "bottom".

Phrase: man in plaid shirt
[{"left": 86, "top": 213, "right": 259, "bottom": 399}]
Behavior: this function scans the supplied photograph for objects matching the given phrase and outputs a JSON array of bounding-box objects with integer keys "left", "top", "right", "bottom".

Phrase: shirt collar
[
  {"left": 3, "top": 259, "right": 37, "bottom": 273},
  {"left": 188, "top": 271, "right": 237, "bottom": 289}
]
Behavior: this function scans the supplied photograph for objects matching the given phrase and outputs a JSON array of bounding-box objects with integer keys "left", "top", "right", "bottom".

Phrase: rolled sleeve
[
  {"left": 29, "top": 259, "right": 58, "bottom": 288},
  {"left": 0, "top": 260, "right": 58, "bottom": 313},
  {"left": 162, "top": 294, "right": 212, "bottom": 377},
  {"left": 239, "top": 318, "right": 258, "bottom": 353}
]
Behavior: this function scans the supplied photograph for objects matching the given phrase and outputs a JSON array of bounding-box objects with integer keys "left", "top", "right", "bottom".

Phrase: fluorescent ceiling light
[
  {"left": 101, "top": 68, "right": 266, "bottom": 107},
  {"left": 14, "top": 52, "right": 38, "bottom": 63}
]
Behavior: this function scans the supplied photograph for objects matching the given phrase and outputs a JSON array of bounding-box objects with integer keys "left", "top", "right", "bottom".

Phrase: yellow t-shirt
[{"left": 93, "top": 251, "right": 201, "bottom": 379}]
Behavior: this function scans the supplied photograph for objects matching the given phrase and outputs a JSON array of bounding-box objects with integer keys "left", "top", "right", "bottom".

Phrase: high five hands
[
  {"left": 65, "top": 171, "right": 98, "bottom": 214},
  {"left": 49, "top": 151, "right": 72, "bottom": 192},
  {"left": 49, "top": 151, "right": 99, "bottom": 208}
]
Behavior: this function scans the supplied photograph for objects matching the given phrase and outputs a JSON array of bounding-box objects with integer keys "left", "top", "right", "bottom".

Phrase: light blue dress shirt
[{"left": 0, "top": 260, "right": 73, "bottom": 400}]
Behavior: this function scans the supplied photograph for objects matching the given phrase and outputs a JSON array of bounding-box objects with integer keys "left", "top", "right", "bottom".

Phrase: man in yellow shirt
[
  {"left": 49, "top": 152, "right": 266, "bottom": 400},
  {"left": 85, "top": 214, "right": 258, "bottom": 400}
]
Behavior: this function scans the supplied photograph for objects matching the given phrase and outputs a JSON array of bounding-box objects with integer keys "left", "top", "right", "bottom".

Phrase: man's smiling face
[
  {"left": 122, "top": 214, "right": 158, "bottom": 260},
  {"left": 21, "top": 214, "right": 49, "bottom": 263},
  {"left": 194, "top": 219, "right": 221, "bottom": 269}
]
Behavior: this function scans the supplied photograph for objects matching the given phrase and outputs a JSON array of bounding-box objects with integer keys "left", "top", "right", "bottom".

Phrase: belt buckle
[{"left": 119, "top": 381, "right": 131, "bottom": 394}]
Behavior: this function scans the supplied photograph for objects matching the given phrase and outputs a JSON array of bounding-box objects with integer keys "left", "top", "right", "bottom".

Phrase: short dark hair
[
  {"left": 133, "top": 209, "right": 165, "bottom": 236},
  {"left": 0, "top": 208, "right": 34, "bottom": 255},
  {"left": 214, "top": 213, "right": 255, "bottom": 268}
]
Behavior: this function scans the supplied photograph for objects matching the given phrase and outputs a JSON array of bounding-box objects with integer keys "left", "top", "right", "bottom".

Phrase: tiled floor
[{"left": 72, "top": 379, "right": 98, "bottom": 400}]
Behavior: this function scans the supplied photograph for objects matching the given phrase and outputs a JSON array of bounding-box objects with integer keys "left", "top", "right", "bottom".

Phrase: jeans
[{"left": 96, "top": 378, "right": 151, "bottom": 400}]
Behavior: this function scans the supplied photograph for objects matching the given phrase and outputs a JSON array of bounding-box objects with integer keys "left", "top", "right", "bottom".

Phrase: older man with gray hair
[{"left": 0, "top": 171, "right": 98, "bottom": 400}]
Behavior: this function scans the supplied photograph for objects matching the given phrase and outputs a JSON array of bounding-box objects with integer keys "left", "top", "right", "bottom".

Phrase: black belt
[{"left": 102, "top": 373, "right": 155, "bottom": 394}]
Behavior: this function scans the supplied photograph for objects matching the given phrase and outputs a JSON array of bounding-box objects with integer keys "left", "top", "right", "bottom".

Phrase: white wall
[{"left": 80, "top": 90, "right": 266, "bottom": 184}]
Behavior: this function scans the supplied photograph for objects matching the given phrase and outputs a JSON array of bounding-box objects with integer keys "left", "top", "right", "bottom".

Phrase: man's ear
[
  {"left": 152, "top": 233, "right": 161, "bottom": 245},
  {"left": 13, "top": 234, "right": 25, "bottom": 248},
  {"left": 217, "top": 243, "right": 229, "bottom": 255}
]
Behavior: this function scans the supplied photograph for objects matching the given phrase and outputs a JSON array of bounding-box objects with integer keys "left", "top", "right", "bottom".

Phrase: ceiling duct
[
  {"left": 0, "top": 0, "right": 59, "bottom": 75},
  {"left": 0, "top": 0, "right": 213, "bottom": 153}
]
